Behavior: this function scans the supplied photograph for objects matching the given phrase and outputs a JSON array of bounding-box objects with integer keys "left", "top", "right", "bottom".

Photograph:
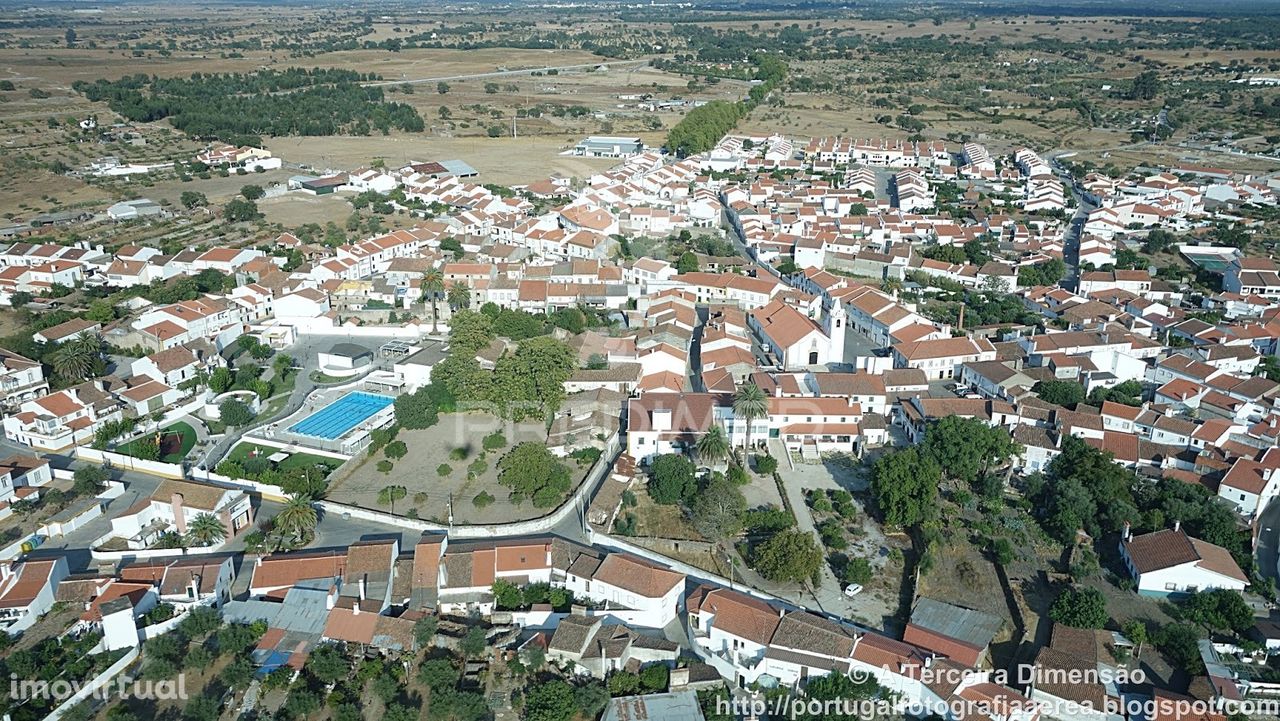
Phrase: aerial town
[{"left": 2, "top": 2, "right": 1280, "bottom": 721}]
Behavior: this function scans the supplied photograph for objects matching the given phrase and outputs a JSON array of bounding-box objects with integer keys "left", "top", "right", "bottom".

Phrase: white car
[{"left": 843, "top": 583, "right": 863, "bottom": 598}]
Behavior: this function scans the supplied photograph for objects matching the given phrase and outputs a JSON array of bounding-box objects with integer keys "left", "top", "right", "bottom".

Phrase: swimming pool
[{"left": 288, "top": 392, "right": 394, "bottom": 440}]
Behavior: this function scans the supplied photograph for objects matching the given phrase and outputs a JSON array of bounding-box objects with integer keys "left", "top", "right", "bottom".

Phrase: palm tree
[
  {"left": 447, "top": 281, "right": 471, "bottom": 312},
  {"left": 242, "top": 529, "right": 269, "bottom": 555},
  {"left": 50, "top": 333, "right": 101, "bottom": 381},
  {"left": 185, "top": 513, "right": 227, "bottom": 547},
  {"left": 732, "top": 383, "right": 769, "bottom": 457},
  {"left": 695, "top": 425, "right": 731, "bottom": 469},
  {"left": 378, "top": 485, "right": 408, "bottom": 515},
  {"left": 422, "top": 268, "right": 445, "bottom": 333},
  {"left": 154, "top": 531, "right": 187, "bottom": 550},
  {"left": 274, "top": 494, "right": 318, "bottom": 542}
]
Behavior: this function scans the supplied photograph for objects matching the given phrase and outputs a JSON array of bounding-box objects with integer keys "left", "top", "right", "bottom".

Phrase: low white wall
[
  {"left": 0, "top": 535, "right": 44, "bottom": 562},
  {"left": 159, "top": 394, "right": 211, "bottom": 426},
  {"left": 43, "top": 646, "right": 140, "bottom": 721},
  {"left": 306, "top": 432, "right": 620, "bottom": 540},
  {"left": 41, "top": 502, "right": 103, "bottom": 537},
  {"left": 75, "top": 447, "right": 184, "bottom": 479},
  {"left": 90, "top": 544, "right": 225, "bottom": 563},
  {"left": 205, "top": 390, "right": 261, "bottom": 420},
  {"left": 298, "top": 325, "right": 431, "bottom": 338},
  {"left": 314, "top": 500, "right": 447, "bottom": 532},
  {"left": 97, "top": 481, "right": 126, "bottom": 500}
]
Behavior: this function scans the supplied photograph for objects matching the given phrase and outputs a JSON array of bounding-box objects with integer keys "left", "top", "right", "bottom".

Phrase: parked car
[{"left": 843, "top": 583, "right": 863, "bottom": 598}]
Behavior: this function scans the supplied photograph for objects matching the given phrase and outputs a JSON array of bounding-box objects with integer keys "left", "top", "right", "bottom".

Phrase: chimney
[
  {"left": 1122, "top": 521, "right": 1131, "bottom": 542},
  {"left": 652, "top": 408, "right": 673, "bottom": 433},
  {"left": 359, "top": 576, "right": 366, "bottom": 600},
  {"left": 1174, "top": 520, "right": 1181, "bottom": 533},
  {"left": 172, "top": 493, "right": 187, "bottom": 535}
]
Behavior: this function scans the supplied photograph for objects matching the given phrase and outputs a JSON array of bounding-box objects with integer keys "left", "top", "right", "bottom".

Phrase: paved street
[
  {"left": 1257, "top": 500, "right": 1280, "bottom": 584},
  {"left": 28, "top": 464, "right": 164, "bottom": 571}
]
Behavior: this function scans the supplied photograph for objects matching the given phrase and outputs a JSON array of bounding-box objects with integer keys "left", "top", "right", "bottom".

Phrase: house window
[{"left": 1164, "top": 583, "right": 1176, "bottom": 591}]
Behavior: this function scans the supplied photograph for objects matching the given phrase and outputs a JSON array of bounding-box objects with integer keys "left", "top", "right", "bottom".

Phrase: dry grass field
[
  {"left": 257, "top": 193, "right": 358, "bottom": 228},
  {"left": 2, "top": 6, "right": 1278, "bottom": 224}
]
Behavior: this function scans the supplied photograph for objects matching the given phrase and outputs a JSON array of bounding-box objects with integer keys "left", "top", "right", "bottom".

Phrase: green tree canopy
[
  {"left": 751, "top": 529, "right": 823, "bottom": 584},
  {"left": 490, "top": 336, "right": 576, "bottom": 417},
  {"left": 921, "top": 415, "right": 1020, "bottom": 486},
  {"left": 497, "top": 443, "right": 572, "bottom": 508},
  {"left": 522, "top": 680, "right": 577, "bottom": 721},
  {"left": 219, "top": 398, "right": 255, "bottom": 427},
  {"left": 690, "top": 472, "right": 746, "bottom": 540},
  {"left": 870, "top": 447, "right": 941, "bottom": 528},
  {"left": 1033, "top": 380, "right": 1086, "bottom": 407},
  {"left": 224, "top": 197, "right": 261, "bottom": 222},
  {"left": 448, "top": 310, "right": 495, "bottom": 354},
  {"left": 648, "top": 454, "right": 696, "bottom": 505},
  {"left": 1181, "top": 589, "right": 1253, "bottom": 635},
  {"left": 676, "top": 251, "right": 699, "bottom": 273},
  {"left": 1018, "top": 258, "right": 1066, "bottom": 287},
  {"left": 1048, "top": 586, "right": 1108, "bottom": 629}
]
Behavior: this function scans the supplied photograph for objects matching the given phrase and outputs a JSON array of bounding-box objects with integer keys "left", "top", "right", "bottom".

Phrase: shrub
[
  {"left": 1049, "top": 586, "right": 1108, "bottom": 629},
  {"left": 482, "top": 432, "right": 507, "bottom": 451},
  {"left": 384, "top": 440, "right": 408, "bottom": 459},
  {"left": 818, "top": 519, "right": 847, "bottom": 550},
  {"left": 991, "top": 537, "right": 1015, "bottom": 565},
  {"left": 473, "top": 491, "right": 495, "bottom": 508},
  {"left": 219, "top": 398, "right": 255, "bottom": 427},
  {"left": 568, "top": 447, "right": 602, "bottom": 467},
  {"left": 468, "top": 458, "right": 488, "bottom": 476},
  {"left": 437, "top": 463, "right": 453, "bottom": 477},
  {"left": 754, "top": 454, "right": 778, "bottom": 474},
  {"left": 377, "top": 460, "right": 393, "bottom": 474},
  {"left": 449, "top": 446, "right": 469, "bottom": 461},
  {"left": 844, "top": 557, "right": 873, "bottom": 585},
  {"left": 614, "top": 512, "right": 638, "bottom": 535}
]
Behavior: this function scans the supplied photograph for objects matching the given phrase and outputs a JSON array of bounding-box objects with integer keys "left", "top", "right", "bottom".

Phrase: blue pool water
[{"left": 288, "top": 392, "right": 394, "bottom": 440}]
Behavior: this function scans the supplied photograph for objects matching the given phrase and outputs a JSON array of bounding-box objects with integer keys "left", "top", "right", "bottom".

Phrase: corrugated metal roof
[{"left": 909, "top": 597, "right": 1003, "bottom": 648}]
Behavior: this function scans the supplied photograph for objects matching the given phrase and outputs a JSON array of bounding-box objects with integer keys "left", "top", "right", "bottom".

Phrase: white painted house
[
  {"left": 1216, "top": 447, "right": 1280, "bottom": 518},
  {"left": 1119, "top": 524, "right": 1248, "bottom": 597}
]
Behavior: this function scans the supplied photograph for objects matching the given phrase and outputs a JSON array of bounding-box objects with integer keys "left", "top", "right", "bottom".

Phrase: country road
[{"left": 362, "top": 58, "right": 654, "bottom": 88}]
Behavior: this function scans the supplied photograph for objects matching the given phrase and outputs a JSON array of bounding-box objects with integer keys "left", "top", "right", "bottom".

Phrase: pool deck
[
  {"left": 250, "top": 384, "right": 396, "bottom": 455},
  {"left": 288, "top": 391, "right": 394, "bottom": 440}
]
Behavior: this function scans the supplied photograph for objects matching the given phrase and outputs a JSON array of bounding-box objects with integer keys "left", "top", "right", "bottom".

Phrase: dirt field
[
  {"left": 266, "top": 134, "right": 627, "bottom": 185},
  {"left": 327, "top": 412, "right": 590, "bottom": 524},
  {"left": 258, "top": 192, "right": 358, "bottom": 228}
]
